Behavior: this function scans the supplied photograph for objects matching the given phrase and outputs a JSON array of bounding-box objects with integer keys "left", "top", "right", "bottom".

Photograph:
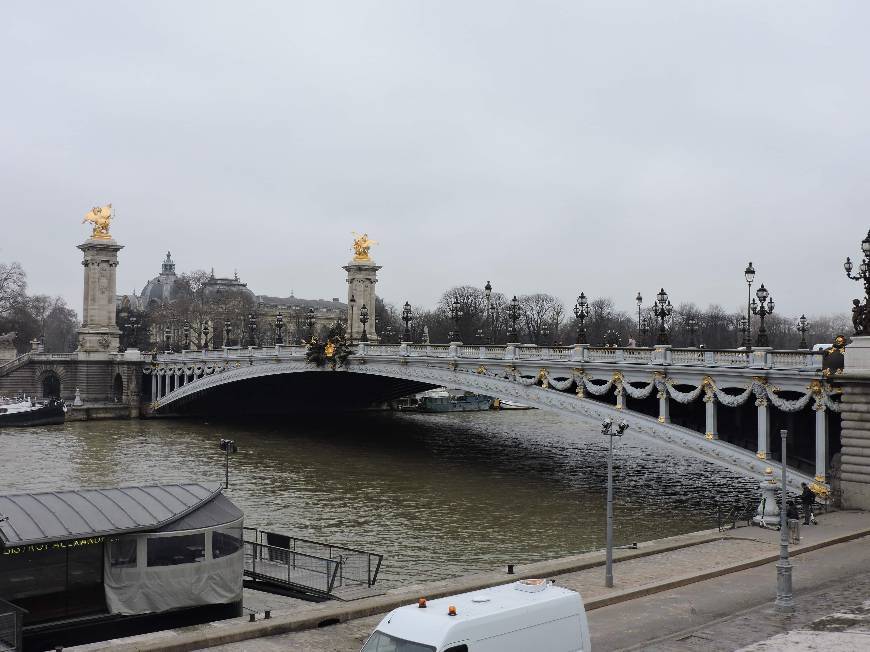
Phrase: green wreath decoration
[{"left": 305, "top": 323, "right": 354, "bottom": 369}]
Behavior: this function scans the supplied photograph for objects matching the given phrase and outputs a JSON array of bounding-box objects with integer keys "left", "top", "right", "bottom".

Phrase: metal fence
[
  {"left": 244, "top": 540, "right": 341, "bottom": 596},
  {"left": 243, "top": 528, "right": 383, "bottom": 598},
  {"left": 0, "top": 599, "right": 25, "bottom": 652}
]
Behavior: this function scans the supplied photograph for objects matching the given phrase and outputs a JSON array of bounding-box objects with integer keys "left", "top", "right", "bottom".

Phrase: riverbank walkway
[{"left": 69, "top": 510, "right": 870, "bottom": 652}]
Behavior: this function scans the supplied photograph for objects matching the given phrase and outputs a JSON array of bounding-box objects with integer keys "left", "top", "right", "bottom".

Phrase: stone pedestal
[
  {"left": 753, "top": 468, "right": 781, "bottom": 527},
  {"left": 344, "top": 258, "right": 381, "bottom": 343},
  {"left": 77, "top": 238, "right": 123, "bottom": 353},
  {"left": 845, "top": 335, "right": 870, "bottom": 370}
]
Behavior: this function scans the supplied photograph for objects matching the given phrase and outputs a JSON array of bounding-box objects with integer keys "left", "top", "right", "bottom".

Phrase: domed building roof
[
  {"left": 202, "top": 270, "right": 257, "bottom": 306},
  {"left": 140, "top": 251, "right": 182, "bottom": 306}
]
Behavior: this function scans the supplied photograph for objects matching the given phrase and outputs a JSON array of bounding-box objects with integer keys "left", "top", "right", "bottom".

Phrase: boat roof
[{"left": 0, "top": 482, "right": 227, "bottom": 548}]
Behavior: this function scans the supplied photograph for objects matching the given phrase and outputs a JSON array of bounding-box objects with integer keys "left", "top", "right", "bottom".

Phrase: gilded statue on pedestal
[
  {"left": 352, "top": 232, "right": 377, "bottom": 261},
  {"left": 82, "top": 204, "right": 114, "bottom": 240}
]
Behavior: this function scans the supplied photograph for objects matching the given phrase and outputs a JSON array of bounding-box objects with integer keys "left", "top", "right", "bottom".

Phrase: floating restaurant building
[{"left": 0, "top": 482, "right": 243, "bottom": 650}]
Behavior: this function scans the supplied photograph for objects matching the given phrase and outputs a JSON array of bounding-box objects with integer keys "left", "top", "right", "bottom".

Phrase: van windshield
[{"left": 361, "top": 630, "right": 436, "bottom": 652}]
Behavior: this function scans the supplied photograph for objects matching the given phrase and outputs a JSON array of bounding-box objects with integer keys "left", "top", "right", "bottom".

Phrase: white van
[{"left": 360, "top": 579, "right": 591, "bottom": 652}]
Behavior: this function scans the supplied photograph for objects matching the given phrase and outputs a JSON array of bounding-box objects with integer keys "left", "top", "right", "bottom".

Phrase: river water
[{"left": 0, "top": 411, "right": 758, "bottom": 586}]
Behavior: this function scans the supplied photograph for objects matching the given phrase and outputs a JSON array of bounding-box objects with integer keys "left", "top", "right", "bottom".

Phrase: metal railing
[
  {"left": 717, "top": 499, "right": 758, "bottom": 531},
  {"left": 153, "top": 343, "right": 823, "bottom": 371},
  {"left": 0, "top": 599, "right": 25, "bottom": 652},
  {"left": 243, "top": 540, "right": 341, "bottom": 597},
  {"left": 242, "top": 528, "right": 383, "bottom": 597}
]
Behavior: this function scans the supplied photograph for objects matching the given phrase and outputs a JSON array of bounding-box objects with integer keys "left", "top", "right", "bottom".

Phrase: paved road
[
  {"left": 593, "top": 535, "right": 870, "bottom": 651},
  {"left": 202, "top": 534, "right": 870, "bottom": 651}
]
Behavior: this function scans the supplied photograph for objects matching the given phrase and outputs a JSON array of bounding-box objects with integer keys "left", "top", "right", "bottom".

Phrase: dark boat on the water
[{"left": 0, "top": 398, "right": 66, "bottom": 427}]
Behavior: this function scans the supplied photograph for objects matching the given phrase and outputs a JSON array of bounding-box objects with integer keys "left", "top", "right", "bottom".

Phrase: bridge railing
[{"left": 150, "top": 343, "right": 823, "bottom": 371}]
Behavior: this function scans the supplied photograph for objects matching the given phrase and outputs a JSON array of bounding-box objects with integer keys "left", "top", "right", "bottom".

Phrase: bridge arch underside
[
  {"left": 152, "top": 362, "right": 817, "bottom": 489},
  {"left": 161, "top": 370, "right": 436, "bottom": 415}
]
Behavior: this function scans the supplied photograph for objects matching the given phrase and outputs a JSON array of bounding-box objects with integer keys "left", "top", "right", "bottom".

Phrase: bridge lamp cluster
[
  {"left": 751, "top": 284, "right": 775, "bottom": 347},
  {"left": 601, "top": 418, "right": 629, "bottom": 437},
  {"left": 573, "top": 293, "right": 589, "bottom": 344},
  {"left": 844, "top": 229, "right": 870, "bottom": 336}
]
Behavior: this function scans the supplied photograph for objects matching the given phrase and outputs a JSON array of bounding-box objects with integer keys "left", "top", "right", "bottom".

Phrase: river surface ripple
[{"left": 0, "top": 411, "right": 758, "bottom": 586}]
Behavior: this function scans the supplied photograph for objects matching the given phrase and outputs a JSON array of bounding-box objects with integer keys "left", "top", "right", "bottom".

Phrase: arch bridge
[{"left": 144, "top": 343, "right": 840, "bottom": 493}]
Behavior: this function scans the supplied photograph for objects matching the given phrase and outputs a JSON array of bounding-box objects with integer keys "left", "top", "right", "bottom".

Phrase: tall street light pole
[
  {"left": 484, "top": 281, "right": 493, "bottom": 345},
  {"left": 745, "top": 262, "right": 756, "bottom": 350},
  {"left": 602, "top": 417, "right": 629, "bottom": 588},
  {"left": 775, "top": 428, "right": 795, "bottom": 613},
  {"left": 635, "top": 292, "right": 643, "bottom": 335},
  {"left": 219, "top": 438, "right": 237, "bottom": 489},
  {"left": 348, "top": 294, "right": 356, "bottom": 344}
]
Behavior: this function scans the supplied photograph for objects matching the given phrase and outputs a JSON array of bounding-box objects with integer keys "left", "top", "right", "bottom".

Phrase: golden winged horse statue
[{"left": 82, "top": 204, "right": 114, "bottom": 239}]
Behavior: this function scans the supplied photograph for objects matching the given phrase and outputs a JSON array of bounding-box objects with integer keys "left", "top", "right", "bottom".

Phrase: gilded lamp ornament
[{"left": 82, "top": 204, "right": 114, "bottom": 240}]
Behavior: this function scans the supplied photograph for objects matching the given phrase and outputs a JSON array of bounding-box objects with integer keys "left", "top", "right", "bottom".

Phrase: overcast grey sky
[{"left": 1, "top": 1, "right": 867, "bottom": 318}]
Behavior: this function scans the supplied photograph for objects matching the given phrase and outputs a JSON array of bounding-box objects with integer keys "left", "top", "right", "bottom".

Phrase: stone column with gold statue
[
  {"left": 344, "top": 233, "right": 381, "bottom": 343},
  {"left": 77, "top": 204, "right": 123, "bottom": 354}
]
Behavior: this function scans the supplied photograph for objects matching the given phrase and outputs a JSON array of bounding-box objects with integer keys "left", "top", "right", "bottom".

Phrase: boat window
[
  {"left": 109, "top": 538, "right": 137, "bottom": 568},
  {"left": 444, "top": 647, "right": 468, "bottom": 652},
  {"left": 147, "top": 533, "right": 206, "bottom": 567},
  {"left": 212, "top": 524, "right": 243, "bottom": 559},
  {"left": 361, "top": 630, "right": 435, "bottom": 652}
]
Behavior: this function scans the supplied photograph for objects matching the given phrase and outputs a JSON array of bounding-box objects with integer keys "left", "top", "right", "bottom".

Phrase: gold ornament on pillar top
[
  {"left": 351, "top": 232, "right": 378, "bottom": 261},
  {"left": 82, "top": 204, "right": 114, "bottom": 240}
]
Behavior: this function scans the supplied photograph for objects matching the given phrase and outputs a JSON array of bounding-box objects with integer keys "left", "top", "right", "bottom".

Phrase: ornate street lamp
[
  {"left": 384, "top": 325, "right": 394, "bottom": 343},
  {"left": 484, "top": 280, "right": 493, "bottom": 345},
  {"left": 687, "top": 317, "right": 699, "bottom": 348},
  {"left": 844, "top": 228, "right": 870, "bottom": 335},
  {"left": 224, "top": 320, "right": 232, "bottom": 347},
  {"left": 247, "top": 313, "right": 258, "bottom": 347},
  {"left": 507, "top": 295, "right": 521, "bottom": 343},
  {"left": 182, "top": 320, "right": 191, "bottom": 350},
  {"left": 797, "top": 314, "right": 809, "bottom": 350},
  {"left": 738, "top": 315, "right": 749, "bottom": 348},
  {"left": 401, "top": 301, "right": 413, "bottom": 342},
  {"left": 640, "top": 316, "right": 650, "bottom": 346},
  {"left": 125, "top": 316, "right": 140, "bottom": 350},
  {"left": 542, "top": 324, "right": 551, "bottom": 346},
  {"left": 359, "top": 303, "right": 369, "bottom": 342},
  {"left": 219, "top": 438, "right": 238, "bottom": 489},
  {"left": 450, "top": 297, "right": 463, "bottom": 343},
  {"left": 202, "top": 322, "right": 210, "bottom": 350},
  {"left": 635, "top": 292, "right": 643, "bottom": 334},
  {"left": 573, "top": 292, "right": 589, "bottom": 344},
  {"left": 164, "top": 326, "right": 172, "bottom": 352},
  {"left": 275, "top": 313, "right": 284, "bottom": 345},
  {"left": 305, "top": 308, "right": 316, "bottom": 342},
  {"left": 751, "top": 283, "right": 774, "bottom": 347},
  {"left": 653, "top": 288, "right": 673, "bottom": 345},
  {"left": 744, "top": 262, "right": 756, "bottom": 349},
  {"left": 348, "top": 294, "right": 356, "bottom": 343}
]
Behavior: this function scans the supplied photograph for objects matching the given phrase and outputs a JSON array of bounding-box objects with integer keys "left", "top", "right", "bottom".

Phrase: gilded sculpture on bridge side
[
  {"left": 351, "top": 232, "right": 378, "bottom": 261},
  {"left": 82, "top": 204, "right": 114, "bottom": 240}
]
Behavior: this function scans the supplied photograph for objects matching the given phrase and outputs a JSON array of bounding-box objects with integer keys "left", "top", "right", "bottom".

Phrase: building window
[
  {"left": 108, "top": 538, "right": 137, "bottom": 568},
  {"left": 147, "top": 533, "right": 206, "bottom": 567},
  {"left": 212, "top": 524, "right": 243, "bottom": 559}
]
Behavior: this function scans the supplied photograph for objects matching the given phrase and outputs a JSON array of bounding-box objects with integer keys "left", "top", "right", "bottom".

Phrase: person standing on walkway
[{"left": 801, "top": 482, "right": 816, "bottom": 525}]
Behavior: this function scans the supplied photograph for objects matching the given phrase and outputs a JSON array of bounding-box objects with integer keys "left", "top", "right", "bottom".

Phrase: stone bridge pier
[{"left": 839, "top": 336, "right": 870, "bottom": 509}]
